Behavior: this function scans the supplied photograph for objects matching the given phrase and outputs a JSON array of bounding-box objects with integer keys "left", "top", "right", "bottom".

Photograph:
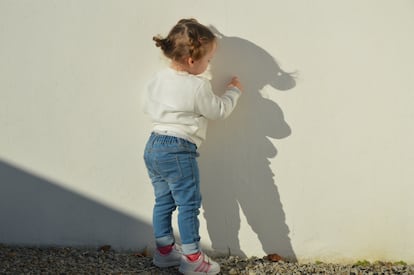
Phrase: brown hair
[{"left": 153, "top": 19, "right": 216, "bottom": 64}]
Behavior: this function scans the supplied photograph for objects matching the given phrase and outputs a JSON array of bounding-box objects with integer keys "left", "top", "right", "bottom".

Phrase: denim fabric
[{"left": 144, "top": 133, "right": 201, "bottom": 255}]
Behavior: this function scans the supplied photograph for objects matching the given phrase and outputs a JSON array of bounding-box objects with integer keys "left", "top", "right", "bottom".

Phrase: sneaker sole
[{"left": 153, "top": 259, "right": 181, "bottom": 268}]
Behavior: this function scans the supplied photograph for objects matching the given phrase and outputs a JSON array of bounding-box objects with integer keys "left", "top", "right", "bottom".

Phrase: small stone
[{"left": 266, "top": 253, "right": 283, "bottom": 262}]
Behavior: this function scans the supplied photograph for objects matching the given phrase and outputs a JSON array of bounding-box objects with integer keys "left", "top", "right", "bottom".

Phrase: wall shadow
[
  {"left": 0, "top": 159, "right": 152, "bottom": 250},
  {"left": 199, "top": 27, "right": 297, "bottom": 260}
]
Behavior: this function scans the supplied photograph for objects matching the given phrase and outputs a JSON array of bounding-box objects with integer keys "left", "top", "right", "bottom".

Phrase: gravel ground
[{"left": 1, "top": 244, "right": 413, "bottom": 274}]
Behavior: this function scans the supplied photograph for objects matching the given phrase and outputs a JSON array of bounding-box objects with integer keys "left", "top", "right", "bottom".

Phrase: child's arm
[{"left": 195, "top": 77, "right": 242, "bottom": 120}]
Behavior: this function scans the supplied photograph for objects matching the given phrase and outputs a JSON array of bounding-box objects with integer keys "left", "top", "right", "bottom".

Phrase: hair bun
[
  {"left": 152, "top": 36, "right": 171, "bottom": 51},
  {"left": 153, "top": 36, "right": 163, "bottom": 48}
]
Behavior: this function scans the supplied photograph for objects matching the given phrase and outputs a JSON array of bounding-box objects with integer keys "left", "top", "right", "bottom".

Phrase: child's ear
[{"left": 187, "top": 57, "right": 195, "bottom": 66}]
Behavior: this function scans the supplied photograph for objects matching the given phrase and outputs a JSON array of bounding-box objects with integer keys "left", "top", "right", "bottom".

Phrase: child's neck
[{"left": 170, "top": 61, "right": 190, "bottom": 73}]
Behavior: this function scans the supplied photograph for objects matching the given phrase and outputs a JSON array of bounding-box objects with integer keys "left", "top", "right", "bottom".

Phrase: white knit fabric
[{"left": 143, "top": 68, "right": 241, "bottom": 147}]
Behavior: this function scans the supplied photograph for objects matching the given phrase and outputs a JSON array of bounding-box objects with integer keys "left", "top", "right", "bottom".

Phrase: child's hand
[{"left": 227, "top": 76, "right": 243, "bottom": 92}]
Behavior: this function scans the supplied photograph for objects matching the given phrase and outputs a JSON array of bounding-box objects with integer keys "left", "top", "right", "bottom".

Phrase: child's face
[{"left": 188, "top": 42, "right": 217, "bottom": 75}]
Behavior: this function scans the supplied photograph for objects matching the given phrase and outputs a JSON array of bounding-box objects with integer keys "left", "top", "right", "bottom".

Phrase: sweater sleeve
[{"left": 194, "top": 79, "right": 242, "bottom": 120}]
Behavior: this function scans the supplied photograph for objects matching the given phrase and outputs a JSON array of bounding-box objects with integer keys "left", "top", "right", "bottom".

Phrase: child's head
[{"left": 153, "top": 18, "right": 216, "bottom": 75}]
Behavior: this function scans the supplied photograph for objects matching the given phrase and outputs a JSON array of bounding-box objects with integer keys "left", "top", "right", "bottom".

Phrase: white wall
[{"left": 1, "top": 0, "right": 414, "bottom": 263}]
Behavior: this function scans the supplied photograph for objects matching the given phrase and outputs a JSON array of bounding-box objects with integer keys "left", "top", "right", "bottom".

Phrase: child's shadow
[{"left": 199, "top": 27, "right": 297, "bottom": 261}]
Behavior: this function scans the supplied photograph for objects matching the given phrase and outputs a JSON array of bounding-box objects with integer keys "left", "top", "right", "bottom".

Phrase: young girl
[{"left": 143, "top": 18, "right": 242, "bottom": 275}]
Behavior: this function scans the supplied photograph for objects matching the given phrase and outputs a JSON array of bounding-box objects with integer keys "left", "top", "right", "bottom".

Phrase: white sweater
[{"left": 143, "top": 68, "right": 241, "bottom": 147}]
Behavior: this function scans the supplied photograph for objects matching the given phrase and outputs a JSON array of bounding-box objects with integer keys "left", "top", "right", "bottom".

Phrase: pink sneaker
[
  {"left": 153, "top": 244, "right": 182, "bottom": 268},
  {"left": 179, "top": 251, "right": 220, "bottom": 275}
]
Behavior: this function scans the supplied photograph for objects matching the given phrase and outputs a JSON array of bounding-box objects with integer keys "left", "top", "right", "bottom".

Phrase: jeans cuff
[
  {"left": 155, "top": 235, "right": 175, "bottom": 248},
  {"left": 182, "top": 242, "right": 200, "bottom": 255}
]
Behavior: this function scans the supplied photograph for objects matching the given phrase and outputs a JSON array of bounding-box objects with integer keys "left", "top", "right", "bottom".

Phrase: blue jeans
[{"left": 144, "top": 133, "right": 201, "bottom": 255}]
